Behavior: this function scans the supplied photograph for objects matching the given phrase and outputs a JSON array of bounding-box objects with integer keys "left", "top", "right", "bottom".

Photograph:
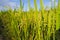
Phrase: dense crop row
[{"left": 0, "top": 0, "right": 60, "bottom": 40}]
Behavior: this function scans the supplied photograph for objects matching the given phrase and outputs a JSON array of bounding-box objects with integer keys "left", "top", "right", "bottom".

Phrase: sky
[{"left": 0, "top": 0, "right": 58, "bottom": 11}]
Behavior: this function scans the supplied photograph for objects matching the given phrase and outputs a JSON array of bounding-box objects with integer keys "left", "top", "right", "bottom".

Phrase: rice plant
[{"left": 0, "top": 0, "right": 60, "bottom": 40}]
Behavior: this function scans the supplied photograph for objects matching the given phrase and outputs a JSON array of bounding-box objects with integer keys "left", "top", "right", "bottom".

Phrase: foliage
[{"left": 0, "top": 0, "right": 60, "bottom": 40}]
